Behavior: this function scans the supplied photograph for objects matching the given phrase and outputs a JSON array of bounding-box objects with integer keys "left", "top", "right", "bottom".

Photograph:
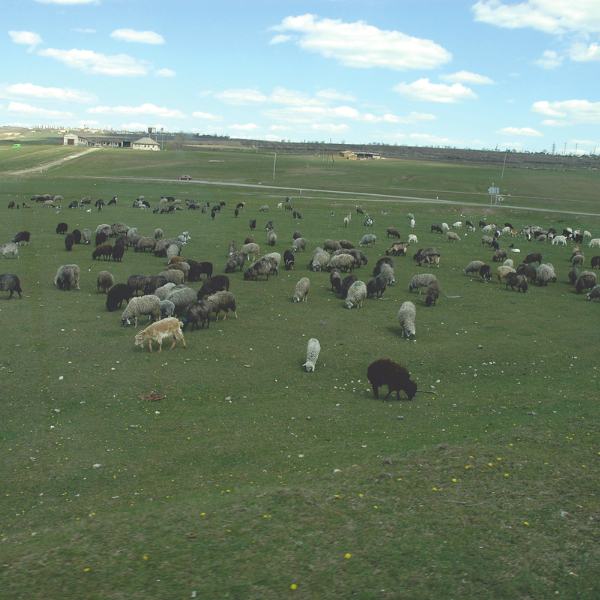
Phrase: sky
[{"left": 2, "top": 0, "right": 600, "bottom": 154}]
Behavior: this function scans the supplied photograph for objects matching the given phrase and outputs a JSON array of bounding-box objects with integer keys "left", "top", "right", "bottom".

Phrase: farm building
[
  {"left": 63, "top": 134, "right": 160, "bottom": 150},
  {"left": 338, "top": 150, "right": 381, "bottom": 160},
  {"left": 131, "top": 136, "right": 160, "bottom": 151}
]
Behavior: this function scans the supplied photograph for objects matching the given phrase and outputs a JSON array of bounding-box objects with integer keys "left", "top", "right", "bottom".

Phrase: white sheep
[
  {"left": 277, "top": 202, "right": 283, "bottom": 209},
  {"left": 408, "top": 273, "right": 437, "bottom": 294},
  {"left": 398, "top": 301, "right": 416, "bottom": 339},
  {"left": 344, "top": 216, "right": 350, "bottom": 227},
  {"left": 158, "top": 270, "right": 185, "bottom": 286},
  {"left": 588, "top": 238, "right": 600, "bottom": 248},
  {"left": 292, "top": 238, "right": 307, "bottom": 252},
  {"left": 121, "top": 295, "right": 161, "bottom": 327},
  {"left": 464, "top": 260, "right": 485, "bottom": 275},
  {"left": 496, "top": 266, "right": 516, "bottom": 284},
  {"left": 303, "top": 338, "right": 321, "bottom": 372},
  {"left": 587, "top": 285, "right": 600, "bottom": 301},
  {"left": 240, "top": 242, "right": 260, "bottom": 260},
  {"left": 452, "top": 221, "right": 463, "bottom": 229},
  {"left": 410, "top": 219, "right": 416, "bottom": 229},
  {"left": 379, "top": 263, "right": 395, "bottom": 285},
  {"left": 552, "top": 235, "right": 567, "bottom": 246},
  {"left": 329, "top": 253, "right": 355, "bottom": 273},
  {"left": 346, "top": 280, "right": 367, "bottom": 309},
  {"left": 166, "top": 286, "right": 197, "bottom": 315},
  {"left": 583, "top": 230, "right": 592, "bottom": 238},
  {"left": 538, "top": 263, "right": 557, "bottom": 286},
  {"left": 446, "top": 231, "right": 461, "bottom": 242},
  {"left": 442, "top": 222, "right": 450, "bottom": 231},
  {"left": 503, "top": 258, "right": 514, "bottom": 268},
  {"left": 408, "top": 234, "right": 418, "bottom": 244},
  {"left": 311, "top": 248, "right": 331, "bottom": 272},
  {"left": 293, "top": 278, "right": 310, "bottom": 302},
  {"left": 0, "top": 242, "right": 19, "bottom": 259},
  {"left": 154, "top": 282, "right": 176, "bottom": 301},
  {"left": 54, "top": 264, "right": 81, "bottom": 290}
]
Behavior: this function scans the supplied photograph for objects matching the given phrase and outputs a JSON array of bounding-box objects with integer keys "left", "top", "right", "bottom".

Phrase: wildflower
[
  {"left": 345, "top": 553, "right": 352, "bottom": 559},
  {"left": 290, "top": 584, "right": 298, "bottom": 590}
]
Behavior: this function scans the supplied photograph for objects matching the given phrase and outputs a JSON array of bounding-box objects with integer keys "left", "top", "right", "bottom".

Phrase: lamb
[
  {"left": 329, "top": 253, "right": 355, "bottom": 273},
  {"left": 386, "top": 242, "right": 408, "bottom": 256},
  {"left": 442, "top": 223, "right": 450, "bottom": 231},
  {"left": 97, "top": 271, "right": 114, "bottom": 293},
  {"left": 240, "top": 242, "right": 260, "bottom": 260},
  {"left": 496, "top": 266, "right": 516, "bottom": 284},
  {"left": 479, "top": 264, "right": 492, "bottom": 282},
  {"left": 228, "top": 240, "right": 237, "bottom": 255},
  {"left": 425, "top": 279, "right": 441, "bottom": 306},
  {"left": 537, "top": 263, "right": 557, "bottom": 286},
  {"left": 54, "top": 264, "right": 80, "bottom": 291},
  {"left": 293, "top": 278, "right": 310, "bottom": 302},
  {"left": 259, "top": 205, "right": 269, "bottom": 212},
  {"left": 153, "top": 282, "right": 176, "bottom": 301},
  {"left": 576, "top": 271, "right": 597, "bottom": 294},
  {"left": 135, "top": 237, "right": 157, "bottom": 253},
  {"left": 310, "top": 248, "right": 332, "bottom": 272},
  {"left": 588, "top": 238, "right": 600, "bottom": 248},
  {"left": 431, "top": 225, "right": 443, "bottom": 234},
  {"left": 127, "top": 274, "right": 151, "bottom": 296},
  {"left": 293, "top": 231, "right": 303, "bottom": 240},
  {"left": 121, "top": 294, "right": 161, "bottom": 327},
  {"left": 387, "top": 227, "right": 401, "bottom": 238},
  {"left": 345, "top": 280, "right": 367, "bottom": 309},
  {"left": 303, "top": 338, "right": 321, "bottom": 372},
  {"left": 505, "top": 272, "right": 528, "bottom": 292},
  {"left": 0, "top": 274, "right": 23, "bottom": 298},
  {"left": 160, "top": 300, "right": 176, "bottom": 320},
  {"left": 367, "top": 359, "right": 418, "bottom": 401},
  {"left": 206, "top": 291, "right": 237, "bottom": 321},
  {"left": 292, "top": 237, "right": 307, "bottom": 252},
  {"left": 293, "top": 210, "right": 302, "bottom": 219},
  {"left": 0, "top": 243, "right": 19, "bottom": 259},
  {"left": 106, "top": 283, "right": 133, "bottom": 311},
  {"left": 225, "top": 251, "right": 247, "bottom": 273},
  {"left": 284, "top": 249, "right": 295, "bottom": 271},
  {"left": 82, "top": 229, "right": 92, "bottom": 244},
  {"left": 464, "top": 260, "right": 485, "bottom": 276},
  {"left": 12, "top": 231, "right": 31, "bottom": 246},
  {"left": 158, "top": 270, "right": 185, "bottom": 286},
  {"left": 397, "top": 301, "right": 416, "bottom": 339},
  {"left": 359, "top": 234, "right": 376, "bottom": 247},
  {"left": 330, "top": 268, "right": 341, "bottom": 293},
  {"left": 367, "top": 274, "right": 388, "bottom": 299},
  {"left": 409, "top": 218, "right": 416, "bottom": 229},
  {"left": 452, "top": 221, "right": 462, "bottom": 229},
  {"left": 92, "top": 244, "right": 113, "bottom": 261},
  {"left": 408, "top": 234, "right": 418, "bottom": 244},
  {"left": 552, "top": 235, "right": 568, "bottom": 246},
  {"left": 166, "top": 286, "right": 198, "bottom": 315},
  {"left": 445, "top": 231, "right": 461, "bottom": 242},
  {"left": 408, "top": 273, "right": 437, "bottom": 294},
  {"left": 586, "top": 285, "right": 600, "bottom": 301},
  {"left": 182, "top": 301, "right": 212, "bottom": 331},
  {"left": 134, "top": 317, "right": 186, "bottom": 353}
]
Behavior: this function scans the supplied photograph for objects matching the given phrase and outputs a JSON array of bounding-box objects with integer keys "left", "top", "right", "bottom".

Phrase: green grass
[{"left": 1, "top": 149, "right": 599, "bottom": 599}]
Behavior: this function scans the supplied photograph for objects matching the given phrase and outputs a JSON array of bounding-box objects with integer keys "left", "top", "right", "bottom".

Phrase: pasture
[{"left": 1, "top": 147, "right": 599, "bottom": 599}]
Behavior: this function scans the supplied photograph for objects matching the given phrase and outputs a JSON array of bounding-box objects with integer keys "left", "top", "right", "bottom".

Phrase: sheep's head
[
  {"left": 303, "top": 361, "right": 315, "bottom": 372},
  {"left": 122, "top": 317, "right": 131, "bottom": 327},
  {"left": 134, "top": 333, "right": 146, "bottom": 346}
]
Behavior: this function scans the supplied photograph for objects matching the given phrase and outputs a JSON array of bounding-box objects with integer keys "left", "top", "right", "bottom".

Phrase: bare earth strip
[
  {"left": 5, "top": 147, "right": 101, "bottom": 176},
  {"left": 73, "top": 174, "right": 600, "bottom": 218}
]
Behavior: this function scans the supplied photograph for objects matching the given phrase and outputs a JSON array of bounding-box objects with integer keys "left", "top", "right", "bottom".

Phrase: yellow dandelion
[
  {"left": 143, "top": 555, "right": 148, "bottom": 560},
  {"left": 432, "top": 487, "right": 438, "bottom": 491},
  {"left": 84, "top": 568, "right": 90, "bottom": 572},
  {"left": 290, "top": 584, "right": 298, "bottom": 590},
  {"left": 465, "top": 465, "right": 471, "bottom": 469},
  {"left": 505, "top": 473, "right": 509, "bottom": 477},
  {"left": 345, "top": 553, "right": 352, "bottom": 559},
  {"left": 524, "top": 522, "right": 530, "bottom": 526},
  {"left": 452, "top": 478, "right": 457, "bottom": 483},
  {"left": 488, "top": 463, "right": 493, "bottom": 467}
]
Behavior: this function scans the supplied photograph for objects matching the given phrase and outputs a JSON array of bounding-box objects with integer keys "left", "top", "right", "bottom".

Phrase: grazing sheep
[
  {"left": 292, "top": 237, "right": 307, "bottom": 252},
  {"left": 303, "top": 338, "right": 321, "bottom": 372},
  {"left": 359, "top": 234, "right": 376, "bottom": 247},
  {"left": 166, "top": 244, "right": 182, "bottom": 262},
  {"left": 259, "top": 205, "right": 269, "bottom": 212},
  {"left": 590, "top": 256, "right": 600, "bottom": 269},
  {"left": 267, "top": 231, "right": 277, "bottom": 246},
  {"left": 153, "top": 283, "right": 176, "bottom": 301},
  {"left": 538, "top": 263, "right": 557, "bottom": 286},
  {"left": 106, "top": 283, "right": 133, "bottom": 311},
  {"left": 568, "top": 266, "right": 579, "bottom": 285},
  {"left": 431, "top": 225, "right": 443, "bottom": 234},
  {"left": 206, "top": 291, "right": 237, "bottom": 321},
  {"left": 249, "top": 220, "right": 257, "bottom": 231},
  {"left": 552, "top": 235, "right": 568, "bottom": 246},
  {"left": 263, "top": 252, "right": 281, "bottom": 273},
  {"left": 158, "top": 270, "right": 185, "bottom": 286},
  {"left": 292, "top": 231, "right": 303, "bottom": 240},
  {"left": 505, "top": 272, "right": 528, "bottom": 292},
  {"left": 516, "top": 263, "right": 537, "bottom": 283},
  {"left": 182, "top": 301, "right": 212, "bottom": 331},
  {"left": 121, "top": 295, "right": 161, "bottom": 327},
  {"left": 523, "top": 252, "right": 542, "bottom": 265},
  {"left": 338, "top": 239, "right": 354, "bottom": 249},
  {"left": 452, "top": 221, "right": 462, "bottom": 229},
  {"left": 97, "top": 271, "right": 114, "bottom": 293},
  {"left": 284, "top": 249, "right": 295, "bottom": 271},
  {"left": 134, "top": 317, "right": 186, "bottom": 353},
  {"left": 586, "top": 285, "right": 600, "bottom": 301},
  {"left": 144, "top": 275, "right": 169, "bottom": 296},
  {"left": 186, "top": 260, "right": 213, "bottom": 281},
  {"left": 464, "top": 260, "right": 485, "bottom": 276},
  {"left": 12, "top": 231, "right": 31, "bottom": 246},
  {"left": 166, "top": 286, "right": 197, "bottom": 315},
  {"left": 409, "top": 219, "right": 416, "bottom": 229},
  {"left": 387, "top": 227, "right": 401, "bottom": 238},
  {"left": 310, "top": 248, "right": 331, "bottom": 272},
  {"left": 339, "top": 275, "right": 358, "bottom": 299},
  {"left": 588, "top": 238, "right": 600, "bottom": 248},
  {"left": 408, "top": 234, "right": 418, "bottom": 244},
  {"left": 425, "top": 279, "right": 441, "bottom": 306},
  {"left": 0, "top": 274, "right": 23, "bottom": 299},
  {"left": 329, "top": 253, "right": 355, "bottom": 273},
  {"left": 330, "top": 268, "right": 341, "bottom": 293},
  {"left": 408, "top": 273, "right": 437, "bottom": 294},
  {"left": 344, "top": 216, "right": 350, "bottom": 227},
  {"left": 154, "top": 228, "right": 163, "bottom": 240},
  {"left": 112, "top": 244, "right": 125, "bottom": 262},
  {"left": 386, "top": 241, "right": 408, "bottom": 256},
  {"left": 373, "top": 257, "right": 394, "bottom": 277},
  {"left": 479, "top": 264, "right": 492, "bottom": 282},
  {"left": 572, "top": 253, "right": 585, "bottom": 268},
  {"left": 397, "top": 301, "right": 416, "bottom": 339},
  {"left": 127, "top": 274, "right": 150, "bottom": 296},
  {"left": 367, "top": 274, "right": 388, "bottom": 299},
  {"left": 503, "top": 259, "right": 514, "bottom": 269},
  {"left": 197, "top": 275, "right": 229, "bottom": 299},
  {"left": 445, "top": 231, "right": 461, "bottom": 242},
  {"left": 240, "top": 243, "right": 260, "bottom": 260},
  {"left": 293, "top": 278, "right": 310, "bottom": 302},
  {"left": 481, "top": 235, "right": 494, "bottom": 247},
  {"left": 225, "top": 251, "right": 247, "bottom": 273},
  {"left": 576, "top": 271, "right": 597, "bottom": 294},
  {"left": 0, "top": 243, "right": 19, "bottom": 259},
  {"left": 536, "top": 234, "right": 547, "bottom": 243},
  {"left": 92, "top": 244, "right": 113, "bottom": 261},
  {"left": 293, "top": 210, "right": 302, "bottom": 219},
  {"left": 228, "top": 240, "right": 237, "bottom": 255},
  {"left": 56, "top": 223, "right": 68, "bottom": 235},
  {"left": 346, "top": 280, "right": 367, "bottom": 309},
  {"left": 379, "top": 263, "right": 395, "bottom": 286},
  {"left": 111, "top": 222, "right": 128, "bottom": 237},
  {"left": 167, "top": 262, "right": 190, "bottom": 281},
  {"left": 160, "top": 300, "right": 176, "bottom": 320},
  {"left": 244, "top": 258, "right": 274, "bottom": 281},
  {"left": 324, "top": 239, "right": 342, "bottom": 252},
  {"left": 496, "top": 266, "right": 516, "bottom": 284},
  {"left": 134, "top": 237, "right": 157, "bottom": 253},
  {"left": 493, "top": 249, "right": 507, "bottom": 262},
  {"left": 54, "top": 264, "right": 80, "bottom": 291},
  {"left": 441, "top": 223, "right": 450, "bottom": 231},
  {"left": 413, "top": 247, "right": 439, "bottom": 268}
]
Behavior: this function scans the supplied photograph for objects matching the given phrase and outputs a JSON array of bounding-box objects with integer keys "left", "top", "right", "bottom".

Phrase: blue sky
[{"left": 2, "top": 0, "right": 599, "bottom": 153}]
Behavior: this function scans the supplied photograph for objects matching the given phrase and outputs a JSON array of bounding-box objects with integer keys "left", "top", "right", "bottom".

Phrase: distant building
[
  {"left": 63, "top": 134, "right": 89, "bottom": 147},
  {"left": 337, "top": 150, "right": 381, "bottom": 160},
  {"left": 63, "top": 133, "right": 160, "bottom": 150},
  {"left": 132, "top": 136, "right": 160, "bottom": 151}
]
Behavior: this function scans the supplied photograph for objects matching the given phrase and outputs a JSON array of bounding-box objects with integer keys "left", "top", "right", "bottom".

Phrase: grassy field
[{"left": 1, "top": 147, "right": 599, "bottom": 599}]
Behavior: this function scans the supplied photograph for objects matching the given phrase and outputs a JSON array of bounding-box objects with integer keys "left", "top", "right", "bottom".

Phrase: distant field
[{"left": 1, "top": 149, "right": 599, "bottom": 599}]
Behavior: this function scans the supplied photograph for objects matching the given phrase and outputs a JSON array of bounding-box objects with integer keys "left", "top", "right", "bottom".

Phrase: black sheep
[
  {"left": 367, "top": 359, "right": 417, "bottom": 401},
  {"left": 72, "top": 229, "right": 82, "bottom": 244},
  {"left": 182, "top": 301, "right": 212, "bottom": 331},
  {"left": 479, "top": 264, "right": 492, "bottom": 282},
  {"left": 112, "top": 243, "right": 125, "bottom": 262},
  {"left": 95, "top": 231, "right": 108, "bottom": 246},
  {"left": 430, "top": 224, "right": 443, "bottom": 234},
  {"left": 12, "top": 231, "right": 31, "bottom": 245},
  {"left": 339, "top": 275, "right": 358, "bottom": 299},
  {"left": 106, "top": 283, "right": 133, "bottom": 312},
  {"left": 249, "top": 219, "right": 257, "bottom": 230},
  {"left": 197, "top": 275, "right": 230, "bottom": 300},
  {"left": 330, "top": 269, "right": 341, "bottom": 293},
  {"left": 373, "top": 256, "right": 394, "bottom": 277},
  {"left": 144, "top": 275, "right": 168, "bottom": 296},
  {"left": 0, "top": 274, "right": 23, "bottom": 298},
  {"left": 65, "top": 233, "right": 75, "bottom": 251},
  {"left": 367, "top": 274, "right": 387, "bottom": 299},
  {"left": 56, "top": 223, "right": 68, "bottom": 235},
  {"left": 523, "top": 252, "right": 542, "bottom": 265}
]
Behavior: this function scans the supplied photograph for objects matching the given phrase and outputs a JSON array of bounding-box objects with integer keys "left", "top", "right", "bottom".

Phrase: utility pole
[{"left": 272, "top": 151, "right": 277, "bottom": 180}]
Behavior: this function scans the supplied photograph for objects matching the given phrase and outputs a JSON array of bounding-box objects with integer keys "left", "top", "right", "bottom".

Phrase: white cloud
[
  {"left": 229, "top": 123, "right": 259, "bottom": 131},
  {"left": 39, "top": 48, "right": 151, "bottom": 76},
  {"left": 269, "top": 87, "right": 321, "bottom": 107},
  {"left": 9, "top": 31, "right": 42, "bottom": 51},
  {"left": 364, "top": 111, "right": 437, "bottom": 124},
  {"left": 472, "top": 0, "right": 600, "bottom": 35},
  {"left": 155, "top": 68, "right": 176, "bottom": 77},
  {"left": 269, "top": 125, "right": 294, "bottom": 131},
  {"left": 311, "top": 123, "right": 350, "bottom": 133},
  {"left": 532, "top": 99, "right": 600, "bottom": 123},
  {"left": 540, "top": 119, "right": 570, "bottom": 126},
  {"left": 2, "top": 83, "right": 95, "bottom": 102},
  {"left": 439, "top": 70, "right": 495, "bottom": 84},
  {"left": 272, "top": 14, "right": 451, "bottom": 70},
  {"left": 110, "top": 29, "right": 165, "bottom": 45},
  {"left": 36, "top": 0, "right": 98, "bottom": 4},
  {"left": 7, "top": 101, "right": 72, "bottom": 117},
  {"left": 498, "top": 126, "right": 543, "bottom": 136},
  {"left": 535, "top": 50, "right": 563, "bottom": 68},
  {"left": 315, "top": 88, "right": 356, "bottom": 102},
  {"left": 73, "top": 28, "right": 96, "bottom": 34},
  {"left": 409, "top": 133, "right": 451, "bottom": 144},
  {"left": 264, "top": 105, "right": 360, "bottom": 124},
  {"left": 193, "top": 111, "right": 221, "bottom": 120},
  {"left": 569, "top": 42, "right": 600, "bottom": 62},
  {"left": 394, "top": 79, "right": 477, "bottom": 103},
  {"left": 269, "top": 34, "right": 292, "bottom": 44},
  {"left": 215, "top": 89, "right": 268, "bottom": 105},
  {"left": 87, "top": 103, "right": 185, "bottom": 118}
]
